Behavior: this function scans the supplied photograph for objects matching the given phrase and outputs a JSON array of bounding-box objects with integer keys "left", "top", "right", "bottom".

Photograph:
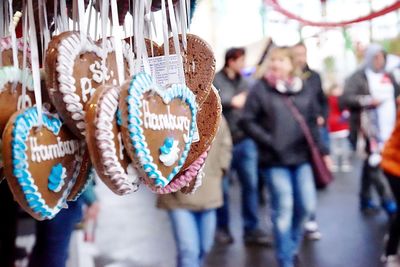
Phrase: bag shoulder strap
[{"left": 282, "top": 96, "right": 318, "bottom": 150}]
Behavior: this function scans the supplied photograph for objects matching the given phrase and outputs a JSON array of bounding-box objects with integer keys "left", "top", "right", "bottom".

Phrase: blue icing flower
[{"left": 48, "top": 163, "right": 67, "bottom": 193}]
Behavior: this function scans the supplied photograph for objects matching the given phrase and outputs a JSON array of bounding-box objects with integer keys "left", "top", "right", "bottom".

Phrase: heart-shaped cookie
[
  {"left": 86, "top": 84, "right": 140, "bottom": 195},
  {"left": 3, "top": 107, "right": 84, "bottom": 220},
  {"left": 0, "top": 67, "right": 36, "bottom": 135},
  {"left": 180, "top": 85, "right": 221, "bottom": 171},
  {"left": 162, "top": 34, "right": 215, "bottom": 106},
  {"left": 46, "top": 31, "right": 135, "bottom": 139},
  {"left": 119, "top": 72, "right": 197, "bottom": 188},
  {"left": 149, "top": 147, "right": 209, "bottom": 194},
  {"left": 67, "top": 149, "right": 92, "bottom": 201},
  {"left": 0, "top": 37, "right": 36, "bottom": 135},
  {"left": 1, "top": 36, "right": 31, "bottom": 68}
]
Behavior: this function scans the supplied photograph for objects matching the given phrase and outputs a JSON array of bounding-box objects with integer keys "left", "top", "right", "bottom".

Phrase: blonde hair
[{"left": 253, "top": 46, "right": 299, "bottom": 79}]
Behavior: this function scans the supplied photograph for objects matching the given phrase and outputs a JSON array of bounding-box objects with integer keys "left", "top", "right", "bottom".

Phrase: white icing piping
[
  {"left": 55, "top": 32, "right": 134, "bottom": 135},
  {"left": 95, "top": 86, "right": 139, "bottom": 195},
  {"left": 0, "top": 67, "right": 34, "bottom": 93}
]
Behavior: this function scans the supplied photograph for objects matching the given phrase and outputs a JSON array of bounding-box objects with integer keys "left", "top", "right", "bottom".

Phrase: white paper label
[{"left": 143, "top": 55, "right": 185, "bottom": 87}]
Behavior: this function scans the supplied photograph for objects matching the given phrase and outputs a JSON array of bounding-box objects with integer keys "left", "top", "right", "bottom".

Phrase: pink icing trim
[
  {"left": 148, "top": 148, "right": 210, "bottom": 194},
  {"left": 0, "top": 36, "right": 31, "bottom": 54}
]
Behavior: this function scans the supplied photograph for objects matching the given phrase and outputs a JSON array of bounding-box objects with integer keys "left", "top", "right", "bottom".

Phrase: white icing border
[
  {"left": 54, "top": 32, "right": 135, "bottom": 136},
  {"left": 0, "top": 66, "right": 34, "bottom": 93},
  {"left": 95, "top": 86, "right": 139, "bottom": 195}
]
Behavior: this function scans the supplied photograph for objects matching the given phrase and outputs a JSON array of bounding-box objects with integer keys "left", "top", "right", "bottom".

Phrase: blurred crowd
[{"left": 4, "top": 41, "right": 400, "bottom": 267}]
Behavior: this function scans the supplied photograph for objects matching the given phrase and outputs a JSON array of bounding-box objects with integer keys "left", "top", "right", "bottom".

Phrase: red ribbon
[{"left": 265, "top": 0, "right": 400, "bottom": 27}]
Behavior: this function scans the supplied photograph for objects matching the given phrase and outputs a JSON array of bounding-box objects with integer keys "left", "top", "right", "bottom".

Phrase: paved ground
[{"left": 16, "top": 158, "right": 392, "bottom": 267}]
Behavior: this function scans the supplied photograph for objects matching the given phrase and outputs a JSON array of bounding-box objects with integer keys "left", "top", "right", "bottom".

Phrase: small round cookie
[
  {"left": 3, "top": 107, "right": 85, "bottom": 220},
  {"left": 45, "top": 31, "right": 134, "bottom": 139},
  {"left": 86, "top": 84, "right": 140, "bottom": 195}
]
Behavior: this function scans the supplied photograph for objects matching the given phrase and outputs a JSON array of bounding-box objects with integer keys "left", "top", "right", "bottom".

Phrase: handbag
[{"left": 283, "top": 96, "right": 333, "bottom": 189}]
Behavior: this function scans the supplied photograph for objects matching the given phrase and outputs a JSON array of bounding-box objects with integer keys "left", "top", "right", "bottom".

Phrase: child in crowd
[{"left": 327, "top": 84, "right": 352, "bottom": 172}]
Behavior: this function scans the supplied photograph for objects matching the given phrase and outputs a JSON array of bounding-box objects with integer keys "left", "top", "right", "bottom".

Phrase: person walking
[
  {"left": 157, "top": 117, "right": 232, "bottom": 267},
  {"left": 342, "top": 43, "right": 398, "bottom": 215},
  {"left": 241, "top": 46, "right": 330, "bottom": 267},
  {"left": 213, "top": 47, "right": 271, "bottom": 246},
  {"left": 291, "top": 42, "right": 328, "bottom": 241}
]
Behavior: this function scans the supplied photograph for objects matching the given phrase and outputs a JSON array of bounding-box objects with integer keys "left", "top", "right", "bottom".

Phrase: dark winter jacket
[
  {"left": 213, "top": 70, "right": 248, "bottom": 144},
  {"left": 303, "top": 66, "right": 328, "bottom": 120},
  {"left": 341, "top": 69, "right": 400, "bottom": 148},
  {"left": 240, "top": 79, "right": 328, "bottom": 167}
]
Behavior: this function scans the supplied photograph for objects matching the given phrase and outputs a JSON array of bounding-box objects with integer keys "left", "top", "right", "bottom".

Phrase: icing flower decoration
[
  {"left": 48, "top": 163, "right": 67, "bottom": 193},
  {"left": 159, "top": 138, "right": 180, "bottom": 167}
]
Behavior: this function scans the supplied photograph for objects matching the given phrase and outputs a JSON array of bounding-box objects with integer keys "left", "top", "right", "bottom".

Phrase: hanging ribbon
[
  {"left": 101, "top": 0, "right": 109, "bottom": 85},
  {"left": 265, "top": 0, "right": 400, "bottom": 27},
  {"left": 110, "top": 0, "right": 125, "bottom": 85},
  {"left": 8, "top": 0, "right": 18, "bottom": 71},
  {"left": 27, "top": 0, "right": 43, "bottom": 127},
  {"left": 60, "top": 0, "right": 68, "bottom": 32},
  {"left": 167, "top": 0, "right": 184, "bottom": 83},
  {"left": 21, "top": 5, "right": 29, "bottom": 109}
]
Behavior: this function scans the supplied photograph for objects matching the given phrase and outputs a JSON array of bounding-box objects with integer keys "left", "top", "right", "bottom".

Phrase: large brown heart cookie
[
  {"left": 179, "top": 85, "right": 221, "bottom": 172},
  {"left": 162, "top": 34, "right": 216, "bottom": 106},
  {"left": 119, "top": 72, "right": 197, "bottom": 188},
  {"left": 67, "top": 149, "right": 92, "bottom": 201},
  {"left": 0, "top": 37, "right": 36, "bottom": 135},
  {"left": 46, "top": 31, "right": 135, "bottom": 139},
  {"left": 3, "top": 107, "right": 85, "bottom": 220},
  {"left": 86, "top": 84, "right": 140, "bottom": 195}
]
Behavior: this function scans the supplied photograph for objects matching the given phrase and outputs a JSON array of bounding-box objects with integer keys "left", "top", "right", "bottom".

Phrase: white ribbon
[
  {"left": 21, "top": 6, "right": 29, "bottom": 109},
  {"left": 60, "top": 0, "right": 68, "bottom": 32},
  {"left": 110, "top": 0, "right": 125, "bottom": 85},
  {"left": 8, "top": 0, "right": 18, "bottom": 71},
  {"left": 77, "top": 0, "right": 87, "bottom": 46},
  {"left": 101, "top": 0, "right": 109, "bottom": 85},
  {"left": 167, "top": 0, "right": 185, "bottom": 84},
  {"left": 28, "top": 0, "right": 43, "bottom": 127}
]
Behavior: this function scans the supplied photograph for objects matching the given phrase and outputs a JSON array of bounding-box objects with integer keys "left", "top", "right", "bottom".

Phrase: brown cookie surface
[
  {"left": 161, "top": 34, "right": 215, "bottom": 106},
  {"left": 180, "top": 85, "right": 221, "bottom": 172},
  {"left": 46, "top": 31, "right": 134, "bottom": 139},
  {"left": 86, "top": 84, "right": 139, "bottom": 195},
  {"left": 67, "top": 149, "right": 92, "bottom": 201},
  {"left": 3, "top": 107, "right": 84, "bottom": 220}
]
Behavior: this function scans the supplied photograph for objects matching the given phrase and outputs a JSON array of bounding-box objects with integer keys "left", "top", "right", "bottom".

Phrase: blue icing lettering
[{"left": 48, "top": 163, "right": 66, "bottom": 193}]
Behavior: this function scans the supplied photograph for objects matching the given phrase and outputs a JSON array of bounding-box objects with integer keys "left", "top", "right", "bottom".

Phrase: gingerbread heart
[
  {"left": 149, "top": 147, "right": 209, "bottom": 194},
  {"left": 3, "top": 107, "right": 85, "bottom": 220},
  {"left": 162, "top": 34, "right": 215, "bottom": 106},
  {"left": 0, "top": 37, "right": 36, "bottom": 135},
  {"left": 46, "top": 31, "right": 135, "bottom": 139},
  {"left": 119, "top": 72, "right": 197, "bottom": 188},
  {"left": 67, "top": 149, "right": 92, "bottom": 201},
  {"left": 1, "top": 36, "right": 31, "bottom": 68},
  {"left": 179, "top": 85, "right": 221, "bottom": 172},
  {"left": 86, "top": 84, "right": 140, "bottom": 195},
  {"left": 0, "top": 67, "right": 36, "bottom": 135}
]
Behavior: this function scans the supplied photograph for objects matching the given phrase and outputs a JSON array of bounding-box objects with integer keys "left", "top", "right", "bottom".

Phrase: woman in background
[{"left": 241, "top": 47, "right": 330, "bottom": 267}]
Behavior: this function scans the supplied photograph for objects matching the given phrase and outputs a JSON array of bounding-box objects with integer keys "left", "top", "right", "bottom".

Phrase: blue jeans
[
  {"left": 262, "top": 163, "right": 316, "bottom": 267},
  {"left": 168, "top": 209, "right": 216, "bottom": 267},
  {"left": 217, "top": 138, "right": 259, "bottom": 232},
  {"left": 29, "top": 199, "right": 83, "bottom": 267}
]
